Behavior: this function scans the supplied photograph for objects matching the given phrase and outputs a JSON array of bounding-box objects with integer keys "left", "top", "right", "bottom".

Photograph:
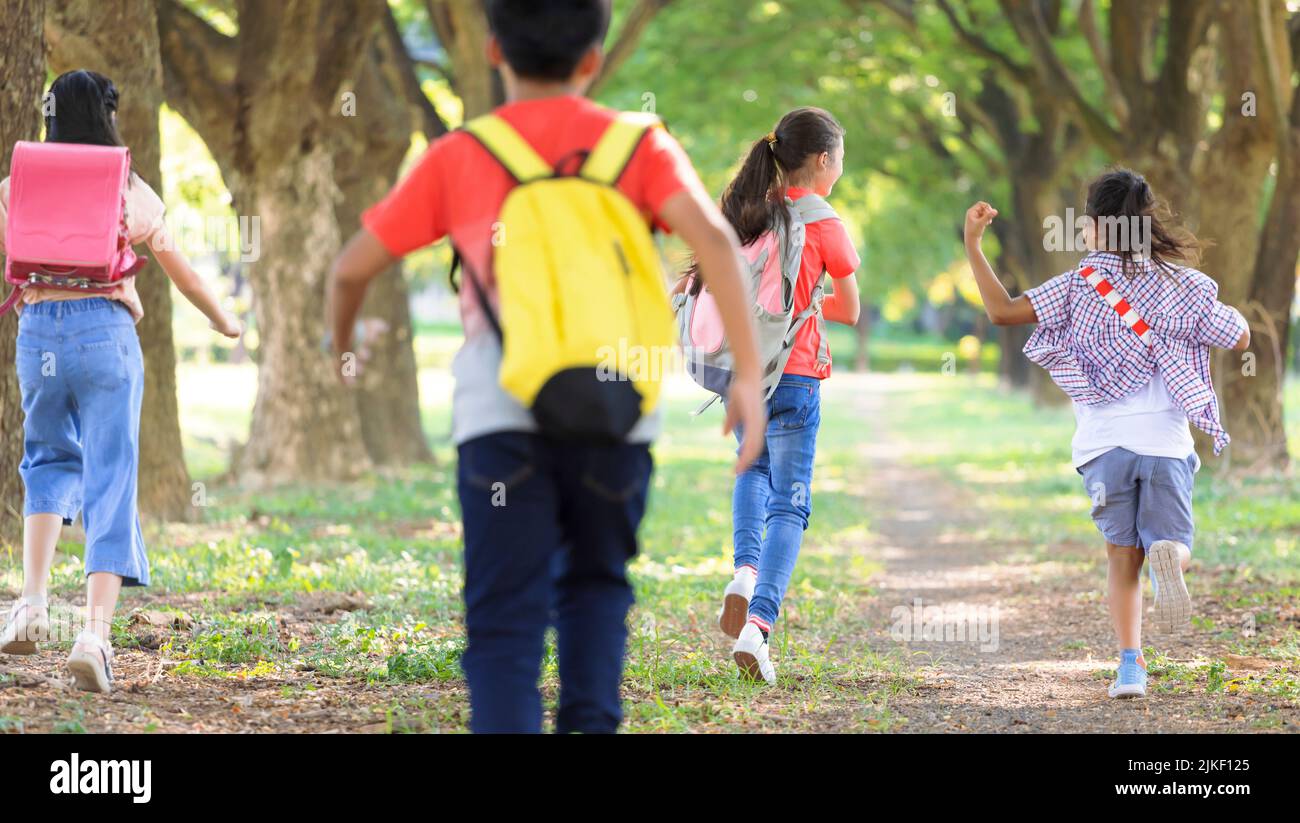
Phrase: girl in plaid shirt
[{"left": 963, "top": 169, "right": 1250, "bottom": 699}]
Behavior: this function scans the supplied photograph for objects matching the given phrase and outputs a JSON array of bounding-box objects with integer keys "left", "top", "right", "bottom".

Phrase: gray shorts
[{"left": 1077, "top": 448, "right": 1196, "bottom": 552}]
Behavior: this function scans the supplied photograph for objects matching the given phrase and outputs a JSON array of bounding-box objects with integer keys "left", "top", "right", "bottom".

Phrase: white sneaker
[
  {"left": 1148, "top": 540, "right": 1192, "bottom": 634},
  {"left": 67, "top": 631, "right": 114, "bottom": 694},
  {"left": 0, "top": 595, "right": 49, "bottom": 655},
  {"left": 718, "top": 567, "right": 756, "bottom": 638},
  {"left": 733, "top": 621, "right": 776, "bottom": 685}
]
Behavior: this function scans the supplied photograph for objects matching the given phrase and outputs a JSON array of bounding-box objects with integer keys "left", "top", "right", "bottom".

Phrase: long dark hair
[
  {"left": 688, "top": 107, "right": 843, "bottom": 295},
  {"left": 45, "top": 70, "right": 128, "bottom": 148},
  {"left": 1084, "top": 167, "right": 1201, "bottom": 279}
]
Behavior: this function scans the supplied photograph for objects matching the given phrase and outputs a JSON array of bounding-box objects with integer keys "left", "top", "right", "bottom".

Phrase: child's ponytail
[
  {"left": 689, "top": 107, "right": 844, "bottom": 295},
  {"left": 721, "top": 134, "right": 790, "bottom": 251}
]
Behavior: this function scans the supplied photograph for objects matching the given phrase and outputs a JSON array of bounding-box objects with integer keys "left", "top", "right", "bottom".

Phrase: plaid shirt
[{"left": 1023, "top": 251, "right": 1247, "bottom": 454}]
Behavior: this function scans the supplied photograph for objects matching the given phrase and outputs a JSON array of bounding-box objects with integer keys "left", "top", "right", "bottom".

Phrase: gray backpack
[{"left": 673, "top": 194, "right": 838, "bottom": 406}]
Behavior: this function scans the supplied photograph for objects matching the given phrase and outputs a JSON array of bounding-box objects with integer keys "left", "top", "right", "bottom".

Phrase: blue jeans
[
  {"left": 732, "top": 375, "right": 821, "bottom": 627},
  {"left": 456, "top": 432, "right": 652, "bottom": 734},
  {"left": 15, "top": 298, "right": 149, "bottom": 586}
]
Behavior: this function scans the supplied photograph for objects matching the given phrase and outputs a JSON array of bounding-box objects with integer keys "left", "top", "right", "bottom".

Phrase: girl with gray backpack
[{"left": 673, "top": 107, "right": 861, "bottom": 684}]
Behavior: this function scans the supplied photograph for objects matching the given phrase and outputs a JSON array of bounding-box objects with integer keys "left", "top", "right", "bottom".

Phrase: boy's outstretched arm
[
  {"left": 964, "top": 202, "right": 1037, "bottom": 326},
  {"left": 327, "top": 228, "right": 395, "bottom": 380},
  {"left": 659, "top": 187, "right": 767, "bottom": 473}
]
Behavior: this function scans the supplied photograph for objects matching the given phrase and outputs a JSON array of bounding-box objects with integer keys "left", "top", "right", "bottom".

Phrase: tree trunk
[
  {"left": 45, "top": 0, "right": 194, "bottom": 520},
  {"left": 227, "top": 0, "right": 384, "bottom": 485},
  {"left": 330, "top": 39, "right": 431, "bottom": 465},
  {"left": 852, "top": 303, "right": 870, "bottom": 372},
  {"left": 1217, "top": 95, "right": 1300, "bottom": 470},
  {"left": 0, "top": 0, "right": 45, "bottom": 543},
  {"left": 427, "top": 0, "right": 503, "bottom": 117}
]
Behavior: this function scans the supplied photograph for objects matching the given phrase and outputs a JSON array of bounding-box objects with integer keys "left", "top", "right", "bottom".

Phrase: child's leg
[
  {"left": 552, "top": 441, "right": 652, "bottom": 734},
  {"left": 6, "top": 310, "right": 83, "bottom": 651},
  {"left": 1106, "top": 542, "right": 1145, "bottom": 663},
  {"left": 731, "top": 443, "right": 770, "bottom": 573},
  {"left": 748, "top": 381, "right": 820, "bottom": 632},
  {"left": 76, "top": 317, "right": 150, "bottom": 589},
  {"left": 457, "top": 432, "right": 559, "bottom": 734},
  {"left": 85, "top": 572, "right": 122, "bottom": 642},
  {"left": 1137, "top": 455, "right": 1196, "bottom": 634},
  {"left": 22, "top": 514, "right": 62, "bottom": 599}
]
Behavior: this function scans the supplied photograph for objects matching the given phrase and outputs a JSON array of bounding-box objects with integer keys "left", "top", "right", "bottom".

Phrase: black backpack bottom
[{"left": 532, "top": 368, "right": 643, "bottom": 443}]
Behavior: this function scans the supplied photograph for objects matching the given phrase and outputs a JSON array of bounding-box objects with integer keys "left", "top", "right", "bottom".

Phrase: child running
[
  {"left": 698, "top": 108, "right": 862, "bottom": 684},
  {"left": 0, "top": 70, "right": 242, "bottom": 692},
  {"left": 964, "top": 168, "right": 1250, "bottom": 699},
  {"left": 327, "top": 0, "right": 765, "bottom": 733}
]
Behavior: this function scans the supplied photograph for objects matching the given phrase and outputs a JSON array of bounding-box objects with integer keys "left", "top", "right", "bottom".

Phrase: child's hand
[
  {"left": 724, "top": 373, "right": 767, "bottom": 474},
  {"left": 210, "top": 310, "right": 243, "bottom": 339},
  {"left": 964, "top": 201, "right": 998, "bottom": 246}
]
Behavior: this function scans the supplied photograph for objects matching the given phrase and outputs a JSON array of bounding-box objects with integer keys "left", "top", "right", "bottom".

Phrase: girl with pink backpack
[
  {"left": 0, "top": 70, "right": 240, "bottom": 693},
  {"left": 675, "top": 108, "right": 861, "bottom": 684}
]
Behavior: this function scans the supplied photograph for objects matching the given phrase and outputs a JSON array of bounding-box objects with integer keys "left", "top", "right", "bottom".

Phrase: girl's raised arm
[{"left": 964, "top": 201, "right": 1037, "bottom": 326}]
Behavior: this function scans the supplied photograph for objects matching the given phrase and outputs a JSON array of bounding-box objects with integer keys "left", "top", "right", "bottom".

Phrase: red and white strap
[{"left": 1079, "top": 265, "right": 1153, "bottom": 345}]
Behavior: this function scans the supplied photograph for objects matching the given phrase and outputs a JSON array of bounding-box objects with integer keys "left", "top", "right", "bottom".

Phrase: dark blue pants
[{"left": 457, "top": 431, "right": 652, "bottom": 733}]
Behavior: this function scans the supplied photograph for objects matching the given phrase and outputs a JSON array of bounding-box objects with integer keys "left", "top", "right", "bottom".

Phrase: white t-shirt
[{"left": 1072, "top": 369, "right": 1198, "bottom": 469}]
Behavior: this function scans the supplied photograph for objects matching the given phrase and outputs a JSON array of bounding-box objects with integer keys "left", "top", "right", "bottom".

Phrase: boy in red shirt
[{"left": 327, "top": 0, "right": 764, "bottom": 733}]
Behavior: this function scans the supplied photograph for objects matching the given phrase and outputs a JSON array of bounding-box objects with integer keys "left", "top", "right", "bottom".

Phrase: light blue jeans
[
  {"left": 732, "top": 374, "right": 821, "bottom": 627},
  {"left": 15, "top": 298, "right": 149, "bottom": 586}
]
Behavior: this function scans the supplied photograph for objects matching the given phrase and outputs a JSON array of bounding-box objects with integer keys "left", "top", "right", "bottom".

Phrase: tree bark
[
  {"left": 229, "top": 0, "right": 384, "bottom": 484},
  {"left": 331, "top": 34, "right": 432, "bottom": 465},
  {"left": 426, "top": 0, "right": 501, "bottom": 118},
  {"left": 0, "top": 0, "right": 46, "bottom": 543},
  {"left": 153, "top": 0, "right": 385, "bottom": 485},
  {"left": 1216, "top": 1, "right": 1300, "bottom": 470},
  {"left": 45, "top": 0, "right": 194, "bottom": 520},
  {"left": 852, "top": 305, "right": 871, "bottom": 372}
]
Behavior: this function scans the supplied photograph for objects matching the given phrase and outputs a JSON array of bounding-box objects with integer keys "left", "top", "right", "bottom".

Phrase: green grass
[
  {"left": 880, "top": 373, "right": 1300, "bottom": 578},
  {"left": 0, "top": 359, "right": 894, "bottom": 731},
  {"left": 7, "top": 339, "right": 1300, "bottom": 730}
]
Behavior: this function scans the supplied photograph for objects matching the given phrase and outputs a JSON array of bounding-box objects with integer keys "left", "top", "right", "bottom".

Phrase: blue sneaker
[{"left": 1108, "top": 649, "right": 1147, "bottom": 699}]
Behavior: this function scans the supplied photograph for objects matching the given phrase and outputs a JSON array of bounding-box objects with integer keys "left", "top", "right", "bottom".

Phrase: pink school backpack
[
  {"left": 1, "top": 141, "right": 145, "bottom": 314},
  {"left": 673, "top": 193, "right": 838, "bottom": 405}
]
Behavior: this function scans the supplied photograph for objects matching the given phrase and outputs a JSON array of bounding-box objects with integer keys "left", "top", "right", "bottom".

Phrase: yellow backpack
[{"left": 457, "top": 111, "right": 675, "bottom": 442}]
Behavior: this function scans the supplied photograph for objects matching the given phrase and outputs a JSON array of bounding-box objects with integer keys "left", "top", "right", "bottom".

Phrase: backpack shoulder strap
[
  {"left": 792, "top": 193, "right": 838, "bottom": 225},
  {"left": 462, "top": 114, "right": 552, "bottom": 183},
  {"left": 580, "top": 112, "right": 662, "bottom": 186},
  {"left": 1079, "top": 263, "right": 1153, "bottom": 345}
]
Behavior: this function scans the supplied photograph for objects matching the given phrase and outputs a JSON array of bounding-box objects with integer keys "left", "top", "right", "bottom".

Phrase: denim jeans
[
  {"left": 15, "top": 298, "right": 149, "bottom": 586},
  {"left": 732, "top": 374, "right": 821, "bottom": 627},
  {"left": 456, "top": 431, "right": 652, "bottom": 734}
]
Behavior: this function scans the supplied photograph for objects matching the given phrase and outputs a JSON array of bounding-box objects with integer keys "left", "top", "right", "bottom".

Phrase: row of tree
[
  {"left": 0, "top": 0, "right": 672, "bottom": 539},
  {"left": 1, "top": 1, "right": 1297, "bottom": 542},
  {"left": 598, "top": 0, "right": 1300, "bottom": 468}
]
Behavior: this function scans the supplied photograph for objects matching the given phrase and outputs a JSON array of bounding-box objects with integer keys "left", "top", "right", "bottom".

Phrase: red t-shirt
[
  {"left": 363, "top": 95, "right": 705, "bottom": 340},
  {"left": 783, "top": 186, "right": 860, "bottom": 379}
]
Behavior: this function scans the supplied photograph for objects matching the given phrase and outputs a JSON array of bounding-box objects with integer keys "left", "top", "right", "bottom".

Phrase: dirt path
[{"left": 850, "top": 385, "right": 1300, "bottom": 733}]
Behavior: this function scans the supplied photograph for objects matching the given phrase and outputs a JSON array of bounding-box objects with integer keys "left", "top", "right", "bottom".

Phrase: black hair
[
  {"left": 485, "top": 0, "right": 611, "bottom": 81},
  {"left": 1084, "top": 167, "right": 1201, "bottom": 279},
  {"left": 688, "top": 107, "right": 844, "bottom": 296},
  {"left": 45, "top": 70, "right": 128, "bottom": 149}
]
